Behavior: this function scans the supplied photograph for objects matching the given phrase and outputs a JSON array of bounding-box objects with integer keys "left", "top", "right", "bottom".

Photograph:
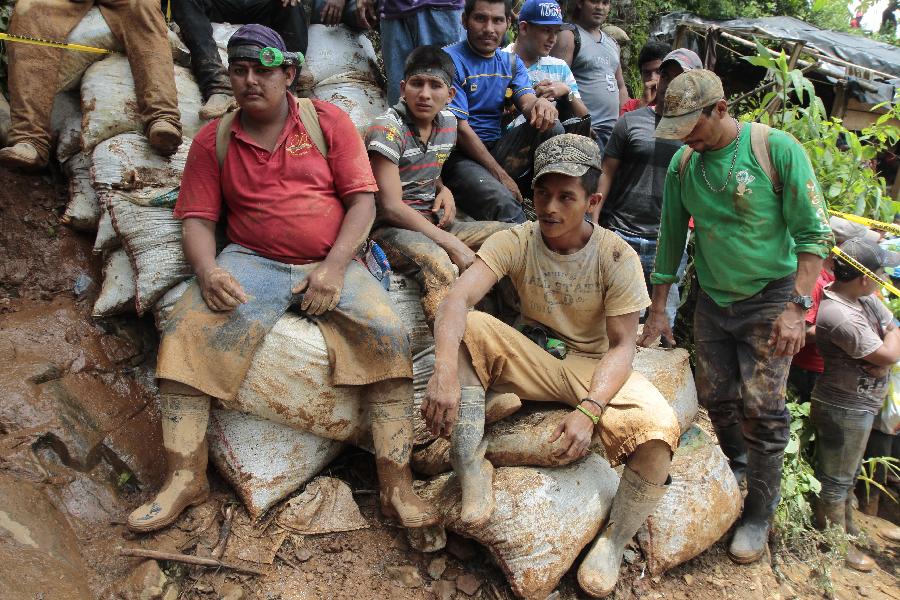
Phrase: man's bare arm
[
  {"left": 183, "top": 217, "right": 249, "bottom": 311},
  {"left": 769, "top": 252, "right": 824, "bottom": 356},
  {"left": 615, "top": 65, "right": 629, "bottom": 108},
  {"left": 516, "top": 92, "right": 558, "bottom": 132},
  {"left": 551, "top": 29, "right": 575, "bottom": 66}
]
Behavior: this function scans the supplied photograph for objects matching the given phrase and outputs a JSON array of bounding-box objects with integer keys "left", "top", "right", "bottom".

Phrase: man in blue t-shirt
[{"left": 441, "top": 0, "right": 562, "bottom": 223}]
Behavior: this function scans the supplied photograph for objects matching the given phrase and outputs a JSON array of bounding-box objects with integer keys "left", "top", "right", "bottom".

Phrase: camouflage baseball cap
[
  {"left": 533, "top": 133, "right": 601, "bottom": 185},
  {"left": 655, "top": 69, "right": 724, "bottom": 140}
]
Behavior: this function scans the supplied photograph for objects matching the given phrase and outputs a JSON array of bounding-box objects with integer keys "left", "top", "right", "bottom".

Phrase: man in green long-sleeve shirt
[{"left": 638, "top": 69, "right": 832, "bottom": 565}]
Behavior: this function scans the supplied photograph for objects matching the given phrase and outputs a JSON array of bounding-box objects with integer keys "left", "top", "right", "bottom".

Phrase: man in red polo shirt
[{"left": 126, "top": 25, "right": 437, "bottom": 533}]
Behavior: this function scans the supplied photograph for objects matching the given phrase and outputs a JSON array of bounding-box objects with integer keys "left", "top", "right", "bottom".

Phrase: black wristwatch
[{"left": 789, "top": 294, "right": 813, "bottom": 310}]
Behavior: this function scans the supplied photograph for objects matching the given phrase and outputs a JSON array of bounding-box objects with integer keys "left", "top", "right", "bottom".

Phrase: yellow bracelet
[{"left": 576, "top": 404, "right": 600, "bottom": 425}]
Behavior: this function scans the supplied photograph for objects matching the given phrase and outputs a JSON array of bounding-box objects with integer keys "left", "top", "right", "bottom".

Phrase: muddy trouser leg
[
  {"left": 171, "top": 0, "right": 232, "bottom": 99},
  {"left": 442, "top": 150, "right": 526, "bottom": 223},
  {"left": 99, "top": 0, "right": 182, "bottom": 134},
  {"left": 722, "top": 276, "right": 794, "bottom": 564},
  {"left": 5, "top": 0, "right": 93, "bottom": 160},
  {"left": 220, "top": 0, "right": 308, "bottom": 55},
  {"left": 694, "top": 290, "right": 748, "bottom": 484},
  {"left": 811, "top": 400, "right": 874, "bottom": 506},
  {"left": 490, "top": 119, "right": 565, "bottom": 196}
]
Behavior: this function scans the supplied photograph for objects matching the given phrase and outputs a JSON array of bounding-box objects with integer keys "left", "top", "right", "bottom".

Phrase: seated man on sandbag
[
  {"left": 441, "top": 0, "right": 562, "bottom": 223},
  {"left": 126, "top": 25, "right": 437, "bottom": 533},
  {"left": 172, "top": 0, "right": 308, "bottom": 119},
  {"left": 366, "top": 45, "right": 513, "bottom": 323},
  {"left": 422, "top": 134, "right": 679, "bottom": 598},
  {"left": 0, "top": 0, "right": 182, "bottom": 170}
]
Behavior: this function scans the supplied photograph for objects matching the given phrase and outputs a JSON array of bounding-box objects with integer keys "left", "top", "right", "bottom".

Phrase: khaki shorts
[{"left": 463, "top": 311, "right": 681, "bottom": 466}]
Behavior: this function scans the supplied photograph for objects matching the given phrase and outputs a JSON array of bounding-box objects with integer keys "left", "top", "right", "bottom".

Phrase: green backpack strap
[
  {"left": 749, "top": 122, "right": 781, "bottom": 194},
  {"left": 214, "top": 97, "right": 329, "bottom": 169}
]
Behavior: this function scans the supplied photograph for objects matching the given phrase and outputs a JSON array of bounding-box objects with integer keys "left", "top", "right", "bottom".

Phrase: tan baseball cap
[{"left": 655, "top": 69, "right": 724, "bottom": 140}]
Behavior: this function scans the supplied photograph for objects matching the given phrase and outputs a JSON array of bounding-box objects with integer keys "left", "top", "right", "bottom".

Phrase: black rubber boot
[
  {"left": 713, "top": 423, "right": 749, "bottom": 488},
  {"left": 728, "top": 451, "right": 782, "bottom": 564}
]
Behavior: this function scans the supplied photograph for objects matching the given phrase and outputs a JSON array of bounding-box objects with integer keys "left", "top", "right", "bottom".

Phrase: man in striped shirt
[{"left": 366, "top": 46, "right": 513, "bottom": 322}]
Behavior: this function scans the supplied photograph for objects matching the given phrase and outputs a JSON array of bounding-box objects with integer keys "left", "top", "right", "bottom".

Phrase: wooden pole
[{"left": 117, "top": 547, "right": 268, "bottom": 576}]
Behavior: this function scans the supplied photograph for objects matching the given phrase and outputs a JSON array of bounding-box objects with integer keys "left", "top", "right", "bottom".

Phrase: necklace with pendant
[{"left": 699, "top": 118, "right": 742, "bottom": 193}]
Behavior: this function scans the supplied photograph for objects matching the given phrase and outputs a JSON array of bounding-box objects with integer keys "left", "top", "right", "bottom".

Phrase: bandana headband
[{"left": 405, "top": 66, "right": 452, "bottom": 88}]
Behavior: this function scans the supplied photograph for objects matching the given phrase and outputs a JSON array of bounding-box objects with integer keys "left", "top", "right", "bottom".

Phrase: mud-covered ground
[{"left": 1, "top": 168, "right": 898, "bottom": 599}]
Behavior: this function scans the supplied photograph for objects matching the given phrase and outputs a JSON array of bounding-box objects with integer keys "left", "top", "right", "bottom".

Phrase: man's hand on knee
[
  {"left": 549, "top": 408, "right": 595, "bottom": 460},
  {"left": 198, "top": 267, "right": 249, "bottom": 312},
  {"left": 293, "top": 263, "right": 344, "bottom": 316}
]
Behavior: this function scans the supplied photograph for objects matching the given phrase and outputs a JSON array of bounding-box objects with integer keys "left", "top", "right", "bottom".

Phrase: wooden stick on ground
[{"left": 117, "top": 547, "right": 268, "bottom": 576}]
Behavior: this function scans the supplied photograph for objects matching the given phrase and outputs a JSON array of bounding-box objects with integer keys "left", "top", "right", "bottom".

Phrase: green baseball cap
[
  {"left": 655, "top": 69, "right": 724, "bottom": 140},
  {"left": 532, "top": 133, "right": 601, "bottom": 185}
]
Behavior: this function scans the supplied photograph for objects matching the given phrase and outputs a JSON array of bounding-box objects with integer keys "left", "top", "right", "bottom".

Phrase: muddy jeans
[
  {"left": 441, "top": 120, "right": 565, "bottom": 223},
  {"left": 372, "top": 220, "right": 514, "bottom": 322},
  {"left": 694, "top": 275, "right": 794, "bottom": 457},
  {"left": 172, "top": 0, "right": 308, "bottom": 99},
  {"left": 7, "top": 0, "right": 180, "bottom": 160},
  {"left": 810, "top": 399, "right": 875, "bottom": 504},
  {"left": 156, "top": 244, "right": 412, "bottom": 400}
]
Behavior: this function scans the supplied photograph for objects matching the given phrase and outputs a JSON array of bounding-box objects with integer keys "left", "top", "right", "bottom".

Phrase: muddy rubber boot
[
  {"left": 127, "top": 392, "right": 211, "bottom": 532},
  {"left": 147, "top": 120, "right": 183, "bottom": 157},
  {"left": 845, "top": 495, "right": 861, "bottom": 537},
  {"left": 577, "top": 467, "right": 669, "bottom": 598},
  {"left": 817, "top": 499, "right": 875, "bottom": 572},
  {"left": 713, "top": 423, "right": 748, "bottom": 488},
  {"left": 450, "top": 386, "right": 495, "bottom": 527},
  {"left": 370, "top": 380, "right": 439, "bottom": 528},
  {"left": 199, "top": 93, "right": 236, "bottom": 120},
  {"left": 728, "top": 451, "right": 782, "bottom": 564},
  {"left": 0, "top": 141, "right": 45, "bottom": 171}
]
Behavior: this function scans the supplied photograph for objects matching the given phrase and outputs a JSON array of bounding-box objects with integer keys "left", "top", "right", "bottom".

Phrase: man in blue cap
[
  {"left": 505, "top": 0, "right": 589, "bottom": 125},
  {"left": 127, "top": 25, "right": 437, "bottom": 533}
]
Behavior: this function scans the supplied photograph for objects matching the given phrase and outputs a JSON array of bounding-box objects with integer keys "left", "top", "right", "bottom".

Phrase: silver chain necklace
[{"left": 699, "top": 118, "right": 742, "bottom": 193}]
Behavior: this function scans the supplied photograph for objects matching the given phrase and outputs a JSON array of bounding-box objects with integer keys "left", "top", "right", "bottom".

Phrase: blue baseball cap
[{"left": 518, "top": 0, "right": 563, "bottom": 25}]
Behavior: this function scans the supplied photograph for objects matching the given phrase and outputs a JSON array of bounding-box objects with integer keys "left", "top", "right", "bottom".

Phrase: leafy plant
[
  {"left": 739, "top": 41, "right": 900, "bottom": 222},
  {"left": 858, "top": 455, "right": 900, "bottom": 503}
]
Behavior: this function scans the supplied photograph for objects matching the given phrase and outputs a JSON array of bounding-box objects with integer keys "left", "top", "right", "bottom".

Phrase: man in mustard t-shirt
[
  {"left": 639, "top": 69, "right": 832, "bottom": 565},
  {"left": 423, "top": 134, "right": 679, "bottom": 598}
]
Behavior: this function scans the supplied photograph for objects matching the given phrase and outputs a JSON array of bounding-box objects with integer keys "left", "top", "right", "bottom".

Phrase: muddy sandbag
[
  {"left": 81, "top": 55, "right": 202, "bottom": 152},
  {"left": 633, "top": 346, "right": 698, "bottom": 432},
  {"left": 637, "top": 426, "right": 742, "bottom": 575},
  {"left": 62, "top": 153, "right": 100, "bottom": 231},
  {"left": 0, "top": 90, "right": 9, "bottom": 146},
  {"left": 390, "top": 273, "right": 433, "bottom": 357},
  {"left": 93, "top": 248, "right": 135, "bottom": 317},
  {"left": 92, "top": 133, "right": 190, "bottom": 191},
  {"left": 57, "top": 8, "right": 190, "bottom": 93},
  {"left": 314, "top": 81, "right": 389, "bottom": 134},
  {"left": 212, "top": 22, "right": 242, "bottom": 65},
  {"left": 106, "top": 193, "right": 192, "bottom": 314},
  {"left": 299, "top": 24, "right": 380, "bottom": 92},
  {"left": 208, "top": 409, "right": 345, "bottom": 518},
  {"left": 419, "top": 456, "right": 619, "bottom": 600},
  {"left": 50, "top": 91, "right": 82, "bottom": 162},
  {"left": 93, "top": 204, "right": 120, "bottom": 254},
  {"left": 0, "top": 473, "right": 92, "bottom": 599}
]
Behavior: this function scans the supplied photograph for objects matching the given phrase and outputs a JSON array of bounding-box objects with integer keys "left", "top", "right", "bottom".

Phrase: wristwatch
[
  {"left": 567, "top": 91, "right": 576, "bottom": 103},
  {"left": 789, "top": 294, "right": 813, "bottom": 310}
]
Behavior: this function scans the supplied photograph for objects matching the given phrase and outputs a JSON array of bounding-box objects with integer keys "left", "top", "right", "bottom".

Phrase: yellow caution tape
[
  {"left": 829, "top": 209, "right": 900, "bottom": 236},
  {"left": 832, "top": 246, "right": 900, "bottom": 297},
  {"left": 166, "top": 0, "right": 172, "bottom": 24},
  {"left": 0, "top": 32, "right": 112, "bottom": 54}
]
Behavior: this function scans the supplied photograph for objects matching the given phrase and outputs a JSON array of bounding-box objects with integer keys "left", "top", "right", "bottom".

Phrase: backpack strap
[
  {"left": 749, "top": 122, "right": 781, "bottom": 193},
  {"left": 678, "top": 146, "right": 694, "bottom": 180},
  {"left": 572, "top": 26, "right": 581, "bottom": 62},
  {"left": 215, "top": 109, "right": 239, "bottom": 169},
  {"left": 214, "top": 97, "right": 329, "bottom": 169},
  {"left": 296, "top": 97, "right": 328, "bottom": 159}
]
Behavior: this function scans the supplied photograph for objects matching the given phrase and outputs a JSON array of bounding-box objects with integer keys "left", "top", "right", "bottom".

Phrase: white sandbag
[
  {"left": 81, "top": 55, "right": 202, "bottom": 152},
  {"left": 299, "top": 25, "right": 380, "bottom": 92},
  {"left": 106, "top": 193, "right": 192, "bottom": 314},
  {"left": 212, "top": 22, "right": 242, "bottom": 65},
  {"left": 62, "top": 153, "right": 100, "bottom": 231},
  {"left": 314, "top": 81, "right": 389, "bottom": 133},
  {"left": 50, "top": 91, "right": 82, "bottom": 162},
  {"left": 93, "top": 248, "right": 135, "bottom": 317},
  {"left": 0, "top": 90, "right": 10, "bottom": 146},
  {"left": 637, "top": 426, "right": 742, "bottom": 575},
  {"left": 153, "top": 279, "right": 191, "bottom": 330},
  {"left": 633, "top": 347, "right": 698, "bottom": 432},
  {"left": 91, "top": 133, "right": 190, "bottom": 191},
  {"left": 419, "top": 456, "right": 620, "bottom": 600},
  {"left": 58, "top": 8, "right": 191, "bottom": 93},
  {"left": 93, "top": 204, "right": 120, "bottom": 254},
  {"left": 208, "top": 409, "right": 345, "bottom": 518}
]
